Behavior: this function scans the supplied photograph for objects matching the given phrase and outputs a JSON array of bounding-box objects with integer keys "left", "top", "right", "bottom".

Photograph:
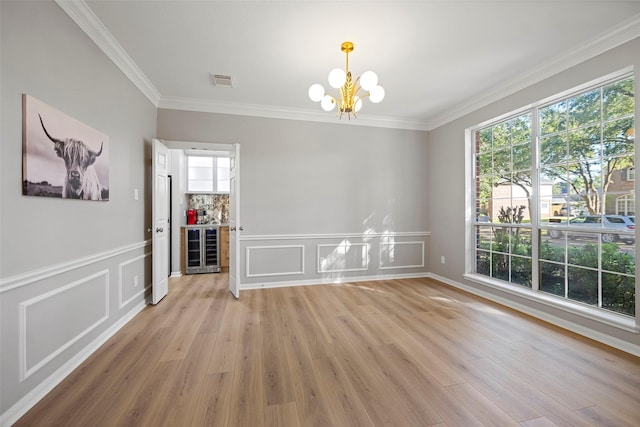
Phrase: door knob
[
  {"left": 239, "top": 226, "right": 244, "bottom": 231},
  {"left": 230, "top": 226, "right": 236, "bottom": 231},
  {"left": 156, "top": 227, "right": 163, "bottom": 233},
  {"left": 147, "top": 228, "right": 152, "bottom": 233}
]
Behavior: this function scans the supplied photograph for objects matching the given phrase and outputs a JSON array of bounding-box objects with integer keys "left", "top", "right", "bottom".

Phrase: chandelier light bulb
[
  {"left": 359, "top": 71, "right": 378, "bottom": 91},
  {"left": 328, "top": 68, "right": 346, "bottom": 89},
  {"left": 369, "top": 85, "right": 385, "bottom": 103},
  {"left": 308, "top": 84, "right": 325, "bottom": 102},
  {"left": 354, "top": 96, "right": 363, "bottom": 112},
  {"left": 321, "top": 95, "right": 336, "bottom": 111}
]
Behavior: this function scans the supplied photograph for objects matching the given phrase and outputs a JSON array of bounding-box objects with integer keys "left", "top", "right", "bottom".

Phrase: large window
[{"left": 471, "top": 73, "right": 635, "bottom": 318}]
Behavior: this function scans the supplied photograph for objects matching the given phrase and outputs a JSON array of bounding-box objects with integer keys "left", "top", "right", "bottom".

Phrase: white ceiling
[{"left": 63, "top": 1, "right": 640, "bottom": 130}]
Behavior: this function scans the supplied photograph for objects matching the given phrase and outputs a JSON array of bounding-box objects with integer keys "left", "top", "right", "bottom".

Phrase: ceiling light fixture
[{"left": 308, "top": 41, "right": 385, "bottom": 120}]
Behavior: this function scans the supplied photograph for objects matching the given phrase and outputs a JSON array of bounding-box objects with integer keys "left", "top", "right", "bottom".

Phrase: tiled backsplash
[{"left": 188, "top": 194, "right": 229, "bottom": 224}]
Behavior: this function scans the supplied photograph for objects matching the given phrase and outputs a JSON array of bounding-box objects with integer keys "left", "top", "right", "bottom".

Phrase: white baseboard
[
  {"left": 0, "top": 301, "right": 148, "bottom": 427},
  {"left": 427, "top": 272, "right": 640, "bottom": 357},
  {"left": 169, "top": 271, "right": 183, "bottom": 278}
]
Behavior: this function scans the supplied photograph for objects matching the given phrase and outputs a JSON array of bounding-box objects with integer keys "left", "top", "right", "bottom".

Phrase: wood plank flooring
[{"left": 14, "top": 275, "right": 640, "bottom": 426}]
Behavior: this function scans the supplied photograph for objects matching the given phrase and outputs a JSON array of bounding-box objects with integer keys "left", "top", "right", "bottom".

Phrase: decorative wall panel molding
[
  {"left": 19, "top": 270, "right": 110, "bottom": 381},
  {"left": 118, "top": 252, "right": 151, "bottom": 309},
  {"left": 379, "top": 241, "right": 425, "bottom": 270},
  {"left": 1, "top": 300, "right": 147, "bottom": 427},
  {"left": 245, "top": 245, "right": 305, "bottom": 277},
  {"left": 317, "top": 242, "right": 369, "bottom": 273},
  {"left": 0, "top": 240, "right": 150, "bottom": 293},
  {"left": 240, "top": 232, "right": 429, "bottom": 285}
]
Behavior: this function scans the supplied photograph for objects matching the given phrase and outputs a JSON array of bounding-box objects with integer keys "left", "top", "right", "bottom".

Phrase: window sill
[{"left": 463, "top": 273, "right": 639, "bottom": 334}]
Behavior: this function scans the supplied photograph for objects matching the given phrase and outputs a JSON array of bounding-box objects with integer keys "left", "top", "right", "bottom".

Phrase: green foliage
[
  {"left": 602, "top": 273, "right": 635, "bottom": 316},
  {"left": 601, "top": 243, "right": 636, "bottom": 275},
  {"left": 568, "top": 88, "right": 600, "bottom": 129},
  {"left": 539, "top": 260, "right": 565, "bottom": 297},
  {"left": 510, "top": 256, "right": 532, "bottom": 287},
  {"left": 479, "top": 239, "right": 636, "bottom": 317},
  {"left": 567, "top": 266, "right": 598, "bottom": 305},
  {"left": 540, "top": 82, "right": 635, "bottom": 215},
  {"left": 603, "top": 77, "right": 634, "bottom": 119}
]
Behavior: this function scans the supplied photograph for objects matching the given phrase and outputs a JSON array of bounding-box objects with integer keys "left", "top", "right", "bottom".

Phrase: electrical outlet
[{"left": 441, "top": 256, "right": 446, "bottom": 264}]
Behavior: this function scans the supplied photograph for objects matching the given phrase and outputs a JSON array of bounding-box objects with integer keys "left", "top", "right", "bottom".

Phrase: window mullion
[
  {"left": 531, "top": 109, "right": 540, "bottom": 292},
  {"left": 211, "top": 157, "right": 218, "bottom": 192}
]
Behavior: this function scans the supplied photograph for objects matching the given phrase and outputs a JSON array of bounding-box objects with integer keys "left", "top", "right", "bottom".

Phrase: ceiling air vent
[{"left": 210, "top": 73, "right": 233, "bottom": 87}]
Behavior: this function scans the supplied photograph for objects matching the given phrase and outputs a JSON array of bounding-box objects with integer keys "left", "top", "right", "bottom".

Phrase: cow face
[
  {"left": 59, "top": 139, "right": 102, "bottom": 192},
  {"left": 39, "top": 115, "right": 103, "bottom": 198}
]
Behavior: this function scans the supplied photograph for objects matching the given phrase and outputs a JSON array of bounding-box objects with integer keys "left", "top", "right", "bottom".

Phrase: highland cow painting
[{"left": 23, "top": 94, "right": 109, "bottom": 200}]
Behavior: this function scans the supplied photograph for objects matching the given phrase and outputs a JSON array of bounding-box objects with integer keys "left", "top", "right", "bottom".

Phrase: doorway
[{"left": 155, "top": 139, "right": 240, "bottom": 299}]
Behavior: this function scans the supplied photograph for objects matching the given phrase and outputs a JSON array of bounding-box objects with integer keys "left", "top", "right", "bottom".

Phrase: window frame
[
  {"left": 464, "top": 68, "right": 638, "bottom": 332},
  {"left": 186, "top": 154, "right": 231, "bottom": 194}
]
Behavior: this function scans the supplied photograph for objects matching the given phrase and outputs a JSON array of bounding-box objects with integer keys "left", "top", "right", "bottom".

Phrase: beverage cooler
[{"left": 185, "top": 225, "right": 220, "bottom": 274}]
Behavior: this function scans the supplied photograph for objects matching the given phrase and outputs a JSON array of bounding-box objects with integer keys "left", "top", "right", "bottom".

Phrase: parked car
[
  {"left": 548, "top": 214, "right": 635, "bottom": 243},
  {"left": 556, "top": 204, "right": 587, "bottom": 217}
]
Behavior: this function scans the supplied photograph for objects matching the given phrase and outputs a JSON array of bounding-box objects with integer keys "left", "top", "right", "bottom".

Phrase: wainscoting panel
[
  {"left": 317, "top": 242, "right": 369, "bottom": 273},
  {"left": 118, "top": 253, "right": 151, "bottom": 309},
  {"left": 245, "top": 245, "right": 305, "bottom": 277},
  {"left": 240, "top": 232, "right": 430, "bottom": 288},
  {"left": 0, "top": 241, "right": 150, "bottom": 427},
  {"left": 380, "top": 241, "right": 425, "bottom": 270},
  {"left": 19, "top": 270, "right": 109, "bottom": 381}
]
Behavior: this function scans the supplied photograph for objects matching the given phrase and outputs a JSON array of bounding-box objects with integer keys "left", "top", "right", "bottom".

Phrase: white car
[{"left": 548, "top": 215, "right": 635, "bottom": 243}]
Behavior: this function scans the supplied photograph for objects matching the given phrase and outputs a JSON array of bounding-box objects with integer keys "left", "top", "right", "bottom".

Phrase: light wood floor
[{"left": 15, "top": 274, "right": 640, "bottom": 426}]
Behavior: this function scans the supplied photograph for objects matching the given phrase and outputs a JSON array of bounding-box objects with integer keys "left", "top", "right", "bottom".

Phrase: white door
[
  {"left": 229, "top": 143, "right": 241, "bottom": 298},
  {"left": 152, "top": 138, "right": 169, "bottom": 304}
]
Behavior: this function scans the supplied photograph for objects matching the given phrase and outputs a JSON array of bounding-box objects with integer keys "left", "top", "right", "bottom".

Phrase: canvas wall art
[{"left": 22, "top": 94, "right": 109, "bottom": 201}]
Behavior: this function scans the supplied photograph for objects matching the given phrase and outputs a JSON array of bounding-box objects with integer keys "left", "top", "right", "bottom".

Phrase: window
[
  {"left": 616, "top": 194, "right": 635, "bottom": 215},
  {"left": 628, "top": 167, "right": 636, "bottom": 181},
  {"left": 186, "top": 155, "right": 230, "bottom": 193},
  {"left": 474, "top": 114, "right": 533, "bottom": 288},
  {"left": 470, "top": 73, "right": 635, "bottom": 319}
]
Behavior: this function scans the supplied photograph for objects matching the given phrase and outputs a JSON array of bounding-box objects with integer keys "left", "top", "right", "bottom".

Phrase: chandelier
[{"left": 308, "top": 41, "right": 385, "bottom": 120}]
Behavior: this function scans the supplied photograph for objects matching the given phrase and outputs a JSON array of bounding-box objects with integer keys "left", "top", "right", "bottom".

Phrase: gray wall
[
  {"left": 0, "top": 1, "right": 156, "bottom": 422},
  {"left": 428, "top": 37, "right": 640, "bottom": 354},
  {"left": 157, "top": 111, "right": 431, "bottom": 287}
]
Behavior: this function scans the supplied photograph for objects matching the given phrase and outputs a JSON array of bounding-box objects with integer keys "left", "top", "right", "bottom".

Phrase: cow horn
[
  {"left": 38, "top": 114, "right": 64, "bottom": 145},
  {"left": 93, "top": 142, "right": 104, "bottom": 157}
]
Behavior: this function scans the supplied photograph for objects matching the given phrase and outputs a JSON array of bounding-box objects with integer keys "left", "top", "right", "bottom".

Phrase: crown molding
[
  {"left": 426, "top": 12, "right": 640, "bottom": 130},
  {"left": 57, "top": 1, "right": 639, "bottom": 132},
  {"left": 158, "top": 96, "right": 431, "bottom": 131},
  {"left": 55, "top": 0, "right": 161, "bottom": 106},
  {"left": 53, "top": 0, "right": 428, "bottom": 131}
]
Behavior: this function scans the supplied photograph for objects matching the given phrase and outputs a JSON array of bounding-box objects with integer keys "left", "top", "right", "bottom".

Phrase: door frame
[{"left": 159, "top": 139, "right": 240, "bottom": 294}]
